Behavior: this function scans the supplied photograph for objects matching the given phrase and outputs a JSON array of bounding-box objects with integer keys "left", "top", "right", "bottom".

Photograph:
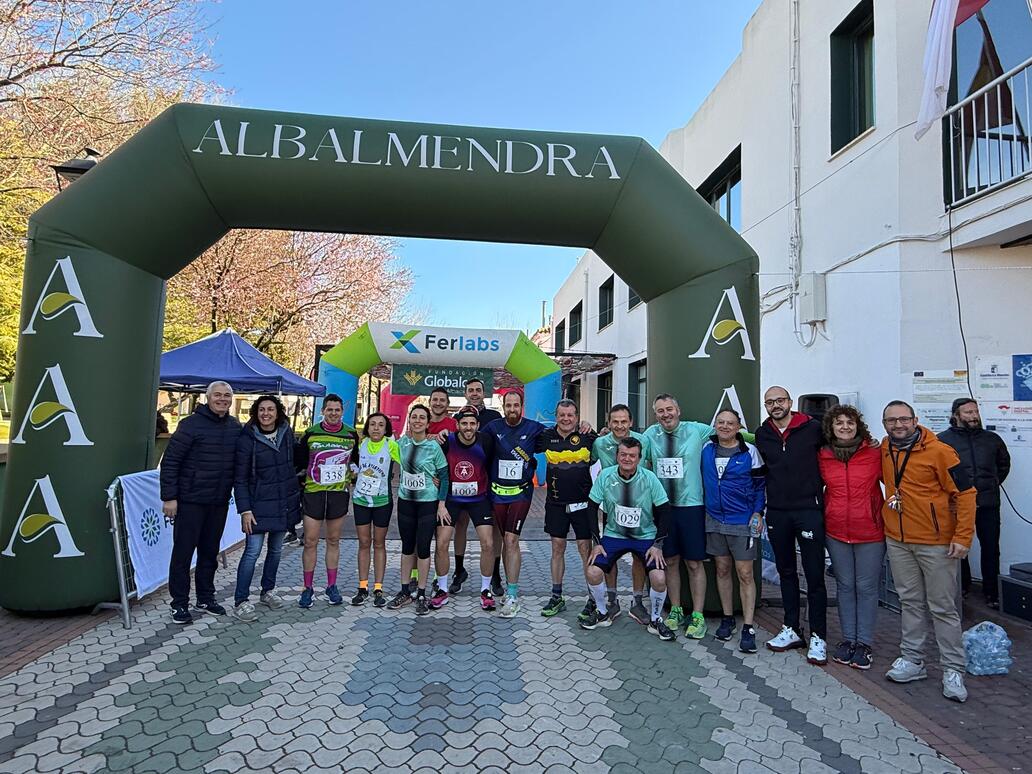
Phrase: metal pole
[{"left": 105, "top": 481, "right": 133, "bottom": 629}]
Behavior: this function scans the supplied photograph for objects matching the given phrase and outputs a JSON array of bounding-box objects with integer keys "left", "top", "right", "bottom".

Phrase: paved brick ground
[{"left": 0, "top": 537, "right": 970, "bottom": 774}]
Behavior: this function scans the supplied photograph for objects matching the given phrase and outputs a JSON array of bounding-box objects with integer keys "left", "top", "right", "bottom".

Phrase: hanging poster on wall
[
  {"left": 980, "top": 401, "right": 1032, "bottom": 448},
  {"left": 911, "top": 369, "right": 969, "bottom": 432}
]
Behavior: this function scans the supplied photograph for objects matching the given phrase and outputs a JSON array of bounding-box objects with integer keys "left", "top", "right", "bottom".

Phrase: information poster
[
  {"left": 911, "top": 370, "right": 969, "bottom": 432},
  {"left": 973, "top": 356, "right": 1013, "bottom": 401},
  {"left": 980, "top": 401, "right": 1032, "bottom": 448}
]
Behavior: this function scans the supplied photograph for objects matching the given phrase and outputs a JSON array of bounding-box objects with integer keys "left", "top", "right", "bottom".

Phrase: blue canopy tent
[{"left": 159, "top": 328, "right": 326, "bottom": 396}]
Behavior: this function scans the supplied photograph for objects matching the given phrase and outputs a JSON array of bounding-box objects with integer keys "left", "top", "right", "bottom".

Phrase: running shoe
[
  {"left": 608, "top": 598, "right": 622, "bottom": 619},
  {"left": 449, "top": 568, "right": 469, "bottom": 594},
  {"left": 170, "top": 605, "right": 192, "bottom": 625},
  {"left": 740, "top": 625, "right": 758, "bottom": 653},
  {"left": 685, "top": 612, "right": 707, "bottom": 640},
  {"left": 850, "top": 643, "right": 873, "bottom": 671},
  {"left": 259, "top": 591, "right": 284, "bottom": 609},
  {"left": 541, "top": 595, "right": 566, "bottom": 617},
  {"left": 480, "top": 590, "right": 496, "bottom": 611},
  {"left": 233, "top": 601, "right": 258, "bottom": 622},
  {"left": 429, "top": 589, "right": 449, "bottom": 609},
  {"left": 499, "top": 595, "right": 520, "bottom": 618},
  {"left": 942, "top": 669, "right": 968, "bottom": 703},
  {"left": 326, "top": 585, "right": 344, "bottom": 606},
  {"left": 807, "top": 634, "right": 828, "bottom": 666},
  {"left": 832, "top": 641, "right": 855, "bottom": 665},
  {"left": 283, "top": 532, "right": 300, "bottom": 547},
  {"left": 491, "top": 578, "right": 505, "bottom": 599},
  {"left": 387, "top": 590, "right": 413, "bottom": 610},
  {"left": 372, "top": 590, "right": 386, "bottom": 608},
  {"left": 193, "top": 601, "right": 227, "bottom": 616},
  {"left": 664, "top": 606, "right": 685, "bottom": 632},
  {"left": 415, "top": 595, "right": 430, "bottom": 616},
  {"left": 765, "top": 625, "right": 805, "bottom": 652},
  {"left": 628, "top": 600, "right": 649, "bottom": 625},
  {"left": 578, "top": 597, "right": 596, "bottom": 623},
  {"left": 715, "top": 616, "right": 736, "bottom": 642},
  {"left": 647, "top": 619, "right": 676, "bottom": 641},
  {"left": 298, "top": 587, "right": 315, "bottom": 609},
  {"left": 351, "top": 588, "right": 369, "bottom": 606},
  {"left": 579, "top": 607, "right": 615, "bottom": 630},
  {"left": 886, "top": 657, "right": 927, "bottom": 683}
]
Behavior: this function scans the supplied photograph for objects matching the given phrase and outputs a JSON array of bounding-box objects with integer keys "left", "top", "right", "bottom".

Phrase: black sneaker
[
  {"left": 171, "top": 605, "right": 192, "bottom": 625},
  {"left": 490, "top": 577, "right": 504, "bottom": 598},
  {"left": 415, "top": 595, "right": 430, "bottom": 616},
  {"left": 849, "top": 643, "right": 873, "bottom": 670},
  {"left": 372, "top": 590, "right": 386, "bottom": 608},
  {"left": 740, "top": 625, "right": 757, "bottom": 653},
  {"left": 387, "top": 591, "right": 412, "bottom": 610},
  {"left": 283, "top": 532, "right": 300, "bottom": 547},
  {"left": 351, "top": 588, "right": 369, "bottom": 606},
  {"left": 193, "top": 601, "right": 226, "bottom": 616},
  {"left": 578, "top": 597, "right": 597, "bottom": 623},
  {"left": 449, "top": 568, "right": 469, "bottom": 594},
  {"left": 715, "top": 616, "right": 736, "bottom": 641},
  {"left": 579, "top": 607, "right": 615, "bottom": 630},
  {"left": 832, "top": 640, "right": 855, "bottom": 665},
  {"left": 647, "top": 619, "right": 676, "bottom": 641},
  {"left": 541, "top": 595, "right": 566, "bottom": 617}
]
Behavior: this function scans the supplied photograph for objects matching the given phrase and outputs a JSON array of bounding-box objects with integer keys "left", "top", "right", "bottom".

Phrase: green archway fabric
[{"left": 0, "top": 104, "right": 758, "bottom": 611}]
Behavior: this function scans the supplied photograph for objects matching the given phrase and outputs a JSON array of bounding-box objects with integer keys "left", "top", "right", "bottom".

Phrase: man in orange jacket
[{"left": 880, "top": 400, "right": 976, "bottom": 703}]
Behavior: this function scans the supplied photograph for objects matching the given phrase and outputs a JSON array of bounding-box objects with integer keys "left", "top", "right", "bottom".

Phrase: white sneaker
[
  {"left": 942, "top": 669, "right": 968, "bottom": 702},
  {"left": 259, "top": 590, "right": 284, "bottom": 609},
  {"left": 885, "top": 657, "right": 928, "bottom": 683},
  {"left": 499, "top": 595, "right": 520, "bottom": 618},
  {"left": 766, "top": 625, "right": 805, "bottom": 652},
  {"left": 806, "top": 634, "right": 828, "bottom": 665},
  {"left": 233, "top": 601, "right": 258, "bottom": 622}
]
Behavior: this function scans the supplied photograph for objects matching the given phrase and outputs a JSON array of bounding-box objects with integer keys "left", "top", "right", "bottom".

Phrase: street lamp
[{"left": 50, "top": 147, "right": 102, "bottom": 191}]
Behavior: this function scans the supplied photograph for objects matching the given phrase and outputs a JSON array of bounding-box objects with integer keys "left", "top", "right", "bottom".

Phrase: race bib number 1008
[{"left": 402, "top": 471, "right": 427, "bottom": 491}]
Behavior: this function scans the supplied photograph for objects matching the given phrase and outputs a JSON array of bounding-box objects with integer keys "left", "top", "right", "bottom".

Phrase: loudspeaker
[
  {"left": 798, "top": 393, "right": 839, "bottom": 421},
  {"left": 1000, "top": 575, "right": 1032, "bottom": 623}
]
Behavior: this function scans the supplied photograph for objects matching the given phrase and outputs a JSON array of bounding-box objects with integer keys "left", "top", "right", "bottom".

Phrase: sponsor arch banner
[
  {"left": 319, "top": 323, "right": 560, "bottom": 428},
  {"left": 1, "top": 103, "right": 757, "bottom": 611}
]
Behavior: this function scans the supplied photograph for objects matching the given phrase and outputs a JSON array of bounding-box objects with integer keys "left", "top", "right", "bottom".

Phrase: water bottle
[{"left": 963, "top": 621, "right": 1013, "bottom": 676}]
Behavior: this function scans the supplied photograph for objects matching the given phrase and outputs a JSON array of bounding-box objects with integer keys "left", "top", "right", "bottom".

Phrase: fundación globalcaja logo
[{"left": 390, "top": 328, "right": 501, "bottom": 355}]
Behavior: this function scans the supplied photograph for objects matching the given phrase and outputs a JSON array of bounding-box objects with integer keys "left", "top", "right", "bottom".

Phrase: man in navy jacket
[{"left": 160, "top": 381, "right": 242, "bottom": 624}]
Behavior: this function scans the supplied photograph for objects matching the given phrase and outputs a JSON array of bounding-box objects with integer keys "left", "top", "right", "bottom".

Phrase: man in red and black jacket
[{"left": 753, "top": 385, "right": 828, "bottom": 665}]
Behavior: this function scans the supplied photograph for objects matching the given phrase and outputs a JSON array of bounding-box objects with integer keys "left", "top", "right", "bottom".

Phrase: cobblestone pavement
[{"left": 0, "top": 540, "right": 967, "bottom": 773}]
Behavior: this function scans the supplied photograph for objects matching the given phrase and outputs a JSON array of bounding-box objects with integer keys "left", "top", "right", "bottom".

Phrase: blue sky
[{"left": 207, "top": 1, "right": 761, "bottom": 329}]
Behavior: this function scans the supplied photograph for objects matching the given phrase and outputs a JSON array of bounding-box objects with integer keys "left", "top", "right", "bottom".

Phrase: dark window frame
[
  {"left": 569, "top": 302, "right": 583, "bottom": 346},
  {"left": 696, "top": 146, "right": 742, "bottom": 232},
  {"left": 598, "top": 275, "right": 615, "bottom": 330},
  {"left": 627, "top": 359, "right": 648, "bottom": 432},
  {"left": 830, "top": 0, "right": 875, "bottom": 154},
  {"left": 596, "top": 371, "right": 613, "bottom": 432},
  {"left": 554, "top": 319, "right": 566, "bottom": 355},
  {"left": 628, "top": 286, "right": 642, "bottom": 310}
]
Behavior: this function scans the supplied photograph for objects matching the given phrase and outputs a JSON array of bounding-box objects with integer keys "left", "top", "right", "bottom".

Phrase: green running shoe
[
  {"left": 685, "top": 611, "right": 707, "bottom": 640},
  {"left": 665, "top": 606, "right": 685, "bottom": 632},
  {"left": 541, "top": 595, "right": 566, "bottom": 617},
  {"left": 578, "top": 597, "right": 596, "bottom": 623}
]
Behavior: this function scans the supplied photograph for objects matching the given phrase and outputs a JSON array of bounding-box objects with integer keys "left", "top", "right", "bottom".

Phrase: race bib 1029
[{"left": 614, "top": 505, "right": 642, "bottom": 529}]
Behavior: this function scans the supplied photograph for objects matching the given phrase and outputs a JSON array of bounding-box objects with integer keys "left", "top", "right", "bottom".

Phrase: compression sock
[
  {"left": 481, "top": 576, "right": 492, "bottom": 592},
  {"left": 303, "top": 571, "right": 314, "bottom": 589},
  {"left": 455, "top": 555, "right": 465, "bottom": 574},
  {"left": 359, "top": 579, "right": 368, "bottom": 590},
  {"left": 650, "top": 588, "right": 668, "bottom": 622},
  {"left": 326, "top": 568, "right": 337, "bottom": 587},
  {"left": 507, "top": 582, "right": 519, "bottom": 599},
  {"left": 589, "top": 582, "right": 609, "bottom": 615},
  {"left": 552, "top": 584, "right": 563, "bottom": 597}
]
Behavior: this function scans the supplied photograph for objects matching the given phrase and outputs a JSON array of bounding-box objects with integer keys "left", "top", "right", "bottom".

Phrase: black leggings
[
  {"left": 766, "top": 508, "right": 827, "bottom": 640},
  {"left": 398, "top": 499, "right": 437, "bottom": 559}
]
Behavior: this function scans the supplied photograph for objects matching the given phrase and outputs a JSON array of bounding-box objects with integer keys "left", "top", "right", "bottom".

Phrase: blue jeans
[
  {"left": 825, "top": 536, "right": 885, "bottom": 646},
  {"left": 234, "top": 532, "right": 286, "bottom": 605}
]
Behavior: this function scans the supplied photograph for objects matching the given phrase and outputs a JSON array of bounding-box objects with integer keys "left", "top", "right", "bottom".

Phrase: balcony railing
[{"left": 945, "top": 54, "right": 1032, "bottom": 207}]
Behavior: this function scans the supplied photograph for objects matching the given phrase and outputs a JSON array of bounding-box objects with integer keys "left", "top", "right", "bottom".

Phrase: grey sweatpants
[
  {"left": 826, "top": 537, "right": 885, "bottom": 646},
  {"left": 885, "top": 538, "right": 966, "bottom": 672}
]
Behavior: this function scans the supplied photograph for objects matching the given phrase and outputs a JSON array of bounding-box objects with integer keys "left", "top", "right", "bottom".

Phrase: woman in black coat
[{"left": 232, "top": 395, "right": 301, "bottom": 621}]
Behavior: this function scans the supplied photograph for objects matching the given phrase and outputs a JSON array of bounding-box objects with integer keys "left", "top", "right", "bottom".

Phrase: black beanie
[{"left": 951, "top": 397, "right": 977, "bottom": 414}]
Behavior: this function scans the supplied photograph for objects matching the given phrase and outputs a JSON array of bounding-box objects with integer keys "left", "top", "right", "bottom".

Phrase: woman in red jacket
[{"left": 818, "top": 405, "right": 884, "bottom": 670}]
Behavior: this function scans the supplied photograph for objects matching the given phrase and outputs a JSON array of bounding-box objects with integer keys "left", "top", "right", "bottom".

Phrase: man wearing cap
[{"left": 938, "top": 398, "right": 1010, "bottom": 609}]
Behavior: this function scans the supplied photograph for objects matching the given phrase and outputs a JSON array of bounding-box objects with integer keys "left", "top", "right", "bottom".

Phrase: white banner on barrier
[{"left": 118, "top": 469, "right": 244, "bottom": 598}]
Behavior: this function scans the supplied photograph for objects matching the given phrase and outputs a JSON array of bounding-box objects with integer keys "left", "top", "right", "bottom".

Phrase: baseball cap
[{"left": 453, "top": 406, "right": 481, "bottom": 423}]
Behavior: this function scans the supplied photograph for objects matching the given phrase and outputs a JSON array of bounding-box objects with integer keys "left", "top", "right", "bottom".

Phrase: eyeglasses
[
  {"left": 883, "top": 417, "right": 915, "bottom": 425},
  {"left": 763, "top": 397, "right": 790, "bottom": 407}
]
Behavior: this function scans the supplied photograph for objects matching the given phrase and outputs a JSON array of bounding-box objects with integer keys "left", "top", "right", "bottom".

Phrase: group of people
[{"left": 160, "top": 377, "right": 1009, "bottom": 705}]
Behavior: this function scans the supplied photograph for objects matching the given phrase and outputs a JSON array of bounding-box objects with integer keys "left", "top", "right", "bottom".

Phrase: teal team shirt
[
  {"left": 398, "top": 436, "right": 447, "bottom": 502},
  {"left": 592, "top": 430, "right": 652, "bottom": 470},
  {"left": 589, "top": 465, "right": 669, "bottom": 541},
  {"left": 642, "top": 420, "right": 713, "bottom": 507}
]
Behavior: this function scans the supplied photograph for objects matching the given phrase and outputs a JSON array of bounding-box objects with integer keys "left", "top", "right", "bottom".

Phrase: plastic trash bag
[{"left": 963, "top": 620, "right": 1013, "bottom": 676}]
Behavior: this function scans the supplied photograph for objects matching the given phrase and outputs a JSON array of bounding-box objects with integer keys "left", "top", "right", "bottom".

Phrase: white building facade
[{"left": 551, "top": 0, "right": 1032, "bottom": 577}]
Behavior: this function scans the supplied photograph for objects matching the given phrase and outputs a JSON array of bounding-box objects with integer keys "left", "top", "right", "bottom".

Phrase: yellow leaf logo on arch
[
  {"left": 712, "top": 319, "right": 744, "bottom": 343},
  {"left": 29, "top": 401, "right": 72, "bottom": 430},
  {"left": 18, "top": 513, "right": 59, "bottom": 540},
  {"left": 39, "top": 292, "right": 82, "bottom": 319}
]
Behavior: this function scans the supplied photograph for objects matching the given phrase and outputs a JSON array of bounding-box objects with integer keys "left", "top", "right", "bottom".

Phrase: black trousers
[
  {"left": 766, "top": 508, "right": 827, "bottom": 640},
  {"left": 398, "top": 499, "right": 437, "bottom": 560},
  {"left": 168, "top": 501, "right": 229, "bottom": 608},
  {"left": 961, "top": 504, "right": 1001, "bottom": 601}
]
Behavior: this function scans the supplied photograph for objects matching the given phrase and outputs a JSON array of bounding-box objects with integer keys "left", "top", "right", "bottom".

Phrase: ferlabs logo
[
  {"left": 22, "top": 257, "right": 103, "bottom": 338},
  {"left": 391, "top": 329, "right": 421, "bottom": 353},
  {"left": 688, "top": 286, "right": 755, "bottom": 361},
  {"left": 2, "top": 475, "right": 84, "bottom": 558}
]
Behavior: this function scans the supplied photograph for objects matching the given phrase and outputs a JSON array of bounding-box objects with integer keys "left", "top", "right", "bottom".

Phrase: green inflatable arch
[{"left": 0, "top": 104, "right": 758, "bottom": 611}]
